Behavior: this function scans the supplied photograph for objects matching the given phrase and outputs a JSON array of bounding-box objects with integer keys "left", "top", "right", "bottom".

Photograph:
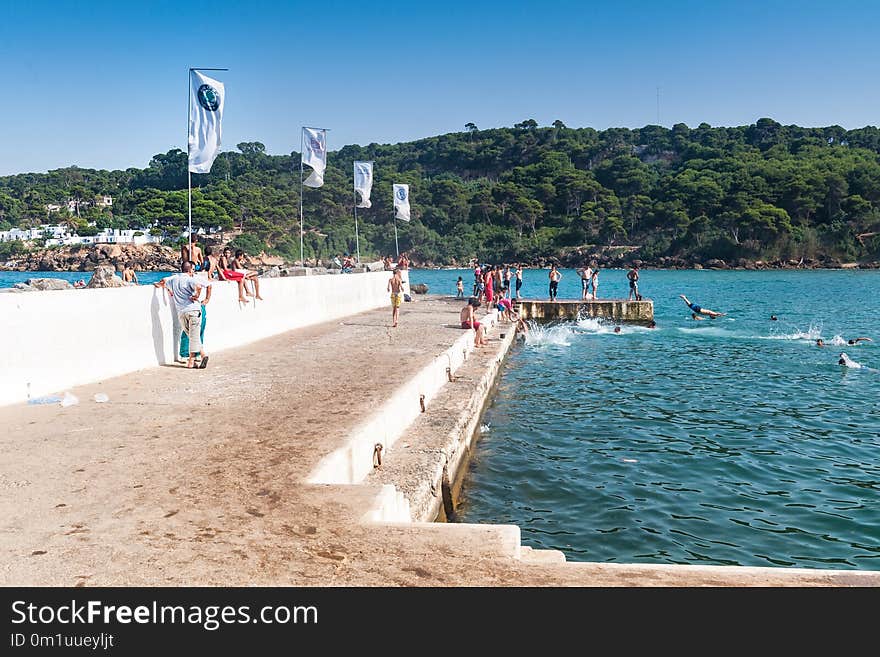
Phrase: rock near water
[{"left": 86, "top": 265, "right": 125, "bottom": 288}]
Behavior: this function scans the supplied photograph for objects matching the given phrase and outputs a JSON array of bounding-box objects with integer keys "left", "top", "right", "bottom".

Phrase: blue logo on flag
[
  {"left": 197, "top": 85, "right": 220, "bottom": 111},
  {"left": 396, "top": 188, "right": 407, "bottom": 201}
]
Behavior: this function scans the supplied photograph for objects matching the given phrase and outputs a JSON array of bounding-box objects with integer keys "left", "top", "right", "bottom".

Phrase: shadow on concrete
[{"left": 150, "top": 288, "right": 176, "bottom": 365}]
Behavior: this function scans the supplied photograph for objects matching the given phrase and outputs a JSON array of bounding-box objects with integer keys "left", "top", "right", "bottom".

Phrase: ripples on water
[{"left": 440, "top": 270, "right": 880, "bottom": 570}]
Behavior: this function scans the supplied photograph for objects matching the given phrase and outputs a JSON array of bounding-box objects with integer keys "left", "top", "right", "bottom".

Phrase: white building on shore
[{"left": 0, "top": 224, "right": 163, "bottom": 246}]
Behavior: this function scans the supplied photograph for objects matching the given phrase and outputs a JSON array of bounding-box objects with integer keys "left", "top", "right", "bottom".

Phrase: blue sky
[{"left": 1, "top": 0, "right": 878, "bottom": 176}]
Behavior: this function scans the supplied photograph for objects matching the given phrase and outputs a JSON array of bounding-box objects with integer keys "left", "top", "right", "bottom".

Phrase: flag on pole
[
  {"left": 302, "top": 127, "right": 327, "bottom": 188},
  {"left": 393, "top": 184, "right": 410, "bottom": 222},
  {"left": 188, "top": 70, "right": 225, "bottom": 173},
  {"left": 354, "top": 161, "right": 373, "bottom": 208}
]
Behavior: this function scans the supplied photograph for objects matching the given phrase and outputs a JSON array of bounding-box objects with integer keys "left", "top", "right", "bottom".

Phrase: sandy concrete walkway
[{"left": 2, "top": 295, "right": 878, "bottom": 587}]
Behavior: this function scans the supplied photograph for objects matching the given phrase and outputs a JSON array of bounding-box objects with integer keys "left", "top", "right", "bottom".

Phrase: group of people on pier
[{"left": 153, "top": 242, "right": 265, "bottom": 369}]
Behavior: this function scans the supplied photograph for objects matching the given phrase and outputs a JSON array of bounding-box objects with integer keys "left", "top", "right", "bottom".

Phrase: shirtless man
[
  {"left": 230, "top": 249, "right": 263, "bottom": 301},
  {"left": 680, "top": 294, "right": 725, "bottom": 318},
  {"left": 548, "top": 265, "right": 562, "bottom": 301},
  {"left": 388, "top": 267, "right": 404, "bottom": 327},
  {"left": 578, "top": 264, "right": 593, "bottom": 300},
  {"left": 847, "top": 337, "right": 873, "bottom": 345},
  {"left": 181, "top": 242, "right": 204, "bottom": 269},
  {"left": 627, "top": 266, "right": 640, "bottom": 301},
  {"left": 461, "top": 297, "right": 487, "bottom": 347},
  {"left": 121, "top": 263, "right": 138, "bottom": 285}
]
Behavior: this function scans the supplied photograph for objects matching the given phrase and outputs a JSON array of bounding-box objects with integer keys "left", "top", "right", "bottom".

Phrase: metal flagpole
[
  {"left": 353, "top": 194, "right": 360, "bottom": 265},
  {"left": 187, "top": 69, "right": 192, "bottom": 263},
  {"left": 299, "top": 128, "right": 304, "bottom": 266},
  {"left": 393, "top": 213, "right": 399, "bottom": 259}
]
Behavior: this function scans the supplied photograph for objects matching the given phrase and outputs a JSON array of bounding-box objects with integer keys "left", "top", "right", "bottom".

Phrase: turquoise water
[
  {"left": 0, "top": 270, "right": 171, "bottom": 288},
  {"left": 409, "top": 268, "right": 880, "bottom": 570}
]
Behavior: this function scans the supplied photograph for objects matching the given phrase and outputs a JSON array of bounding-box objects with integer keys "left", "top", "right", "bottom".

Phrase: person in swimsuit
[
  {"left": 847, "top": 337, "right": 873, "bottom": 345},
  {"left": 461, "top": 297, "right": 487, "bottom": 347},
  {"left": 627, "top": 266, "right": 640, "bottom": 301},
  {"left": 679, "top": 294, "right": 725, "bottom": 318},
  {"left": 456, "top": 276, "right": 464, "bottom": 298},
  {"left": 548, "top": 265, "right": 562, "bottom": 301},
  {"left": 230, "top": 249, "right": 264, "bottom": 301},
  {"left": 388, "top": 267, "right": 404, "bottom": 327},
  {"left": 515, "top": 265, "right": 524, "bottom": 299},
  {"left": 578, "top": 265, "right": 593, "bottom": 300},
  {"left": 496, "top": 296, "right": 517, "bottom": 322},
  {"left": 219, "top": 248, "right": 248, "bottom": 303},
  {"left": 590, "top": 264, "right": 599, "bottom": 299}
]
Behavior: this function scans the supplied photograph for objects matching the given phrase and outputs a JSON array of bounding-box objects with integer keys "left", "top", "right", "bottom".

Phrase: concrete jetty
[
  {"left": 517, "top": 298, "right": 653, "bottom": 322},
  {"left": 2, "top": 293, "right": 877, "bottom": 586}
]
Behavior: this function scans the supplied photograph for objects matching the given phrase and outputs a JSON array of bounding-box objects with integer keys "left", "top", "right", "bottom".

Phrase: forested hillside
[{"left": 2, "top": 118, "right": 880, "bottom": 266}]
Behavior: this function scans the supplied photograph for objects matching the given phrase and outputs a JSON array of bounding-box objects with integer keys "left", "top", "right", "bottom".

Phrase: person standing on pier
[
  {"left": 548, "top": 264, "right": 562, "bottom": 301},
  {"left": 627, "top": 265, "right": 640, "bottom": 301},
  {"left": 154, "top": 261, "right": 209, "bottom": 369},
  {"left": 590, "top": 264, "right": 600, "bottom": 299},
  {"left": 578, "top": 264, "right": 593, "bottom": 300},
  {"left": 388, "top": 267, "right": 404, "bottom": 328}
]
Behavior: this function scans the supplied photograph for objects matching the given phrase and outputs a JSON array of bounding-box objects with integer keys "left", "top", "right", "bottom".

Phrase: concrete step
[{"left": 519, "top": 546, "right": 567, "bottom": 564}]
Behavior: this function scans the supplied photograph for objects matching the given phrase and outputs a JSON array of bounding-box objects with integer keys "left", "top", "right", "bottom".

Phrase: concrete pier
[
  {"left": 2, "top": 294, "right": 877, "bottom": 586},
  {"left": 517, "top": 298, "right": 654, "bottom": 322}
]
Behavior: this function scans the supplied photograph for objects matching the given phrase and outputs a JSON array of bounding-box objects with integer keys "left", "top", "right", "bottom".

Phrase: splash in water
[
  {"left": 525, "top": 322, "right": 573, "bottom": 347},
  {"left": 766, "top": 322, "right": 823, "bottom": 341},
  {"left": 838, "top": 352, "right": 861, "bottom": 369}
]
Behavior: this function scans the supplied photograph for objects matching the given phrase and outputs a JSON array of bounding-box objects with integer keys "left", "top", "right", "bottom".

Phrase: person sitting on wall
[
  {"left": 461, "top": 297, "right": 488, "bottom": 347},
  {"left": 342, "top": 253, "right": 354, "bottom": 273}
]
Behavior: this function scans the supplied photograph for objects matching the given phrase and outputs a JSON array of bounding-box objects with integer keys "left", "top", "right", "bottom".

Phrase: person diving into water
[{"left": 679, "top": 294, "right": 726, "bottom": 319}]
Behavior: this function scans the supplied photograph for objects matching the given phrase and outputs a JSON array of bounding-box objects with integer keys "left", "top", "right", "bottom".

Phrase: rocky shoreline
[{"left": 4, "top": 243, "right": 879, "bottom": 273}]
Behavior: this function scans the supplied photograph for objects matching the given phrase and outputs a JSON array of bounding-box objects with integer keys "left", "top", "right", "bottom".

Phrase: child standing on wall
[{"left": 456, "top": 276, "right": 464, "bottom": 298}]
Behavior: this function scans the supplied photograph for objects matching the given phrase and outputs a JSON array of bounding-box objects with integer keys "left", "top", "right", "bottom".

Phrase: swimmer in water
[
  {"left": 613, "top": 326, "right": 621, "bottom": 333},
  {"left": 679, "top": 294, "right": 725, "bottom": 318},
  {"left": 770, "top": 315, "right": 778, "bottom": 321},
  {"left": 847, "top": 337, "right": 873, "bottom": 345},
  {"left": 816, "top": 339, "right": 826, "bottom": 347}
]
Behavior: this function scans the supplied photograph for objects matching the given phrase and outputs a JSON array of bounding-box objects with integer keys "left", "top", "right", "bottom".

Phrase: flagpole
[
  {"left": 299, "top": 128, "right": 304, "bottom": 267},
  {"left": 353, "top": 196, "right": 360, "bottom": 265},
  {"left": 393, "top": 214, "right": 399, "bottom": 259},
  {"left": 187, "top": 69, "right": 192, "bottom": 263}
]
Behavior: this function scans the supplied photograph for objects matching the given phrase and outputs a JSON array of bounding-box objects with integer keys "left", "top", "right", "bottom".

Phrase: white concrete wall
[
  {"left": 308, "top": 309, "right": 501, "bottom": 486},
  {"left": 0, "top": 271, "right": 402, "bottom": 407}
]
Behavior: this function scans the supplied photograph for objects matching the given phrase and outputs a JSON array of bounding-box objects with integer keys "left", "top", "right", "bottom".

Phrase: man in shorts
[
  {"left": 679, "top": 294, "right": 725, "bottom": 318},
  {"left": 388, "top": 267, "right": 404, "bottom": 327}
]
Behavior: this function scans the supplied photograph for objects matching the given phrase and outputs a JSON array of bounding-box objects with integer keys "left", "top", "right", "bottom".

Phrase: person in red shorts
[
  {"left": 460, "top": 297, "right": 488, "bottom": 347},
  {"left": 219, "top": 247, "right": 249, "bottom": 303}
]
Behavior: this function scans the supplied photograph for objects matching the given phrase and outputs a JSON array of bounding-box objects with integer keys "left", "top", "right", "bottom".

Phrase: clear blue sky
[{"left": 1, "top": 0, "right": 878, "bottom": 176}]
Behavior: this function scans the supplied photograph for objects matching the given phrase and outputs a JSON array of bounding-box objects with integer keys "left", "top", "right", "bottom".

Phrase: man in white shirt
[{"left": 154, "top": 262, "right": 210, "bottom": 369}]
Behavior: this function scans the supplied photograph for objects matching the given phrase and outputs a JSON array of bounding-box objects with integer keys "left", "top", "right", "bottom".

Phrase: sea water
[
  {"left": 0, "top": 270, "right": 170, "bottom": 288},
  {"left": 409, "top": 268, "right": 880, "bottom": 569}
]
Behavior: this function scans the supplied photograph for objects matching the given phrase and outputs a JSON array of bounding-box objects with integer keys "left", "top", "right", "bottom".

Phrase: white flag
[
  {"left": 302, "top": 127, "right": 327, "bottom": 188},
  {"left": 393, "top": 184, "right": 410, "bottom": 222},
  {"left": 188, "top": 70, "right": 225, "bottom": 174},
  {"left": 354, "top": 161, "right": 373, "bottom": 208}
]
